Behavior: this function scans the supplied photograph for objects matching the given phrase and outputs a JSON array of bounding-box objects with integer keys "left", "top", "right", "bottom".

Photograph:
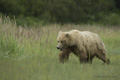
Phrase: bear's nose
[{"left": 56, "top": 47, "right": 60, "bottom": 49}]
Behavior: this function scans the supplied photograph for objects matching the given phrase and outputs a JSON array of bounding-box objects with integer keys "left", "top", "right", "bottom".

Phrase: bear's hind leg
[{"left": 96, "top": 53, "right": 110, "bottom": 64}]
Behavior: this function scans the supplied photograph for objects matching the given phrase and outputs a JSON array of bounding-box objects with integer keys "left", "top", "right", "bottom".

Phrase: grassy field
[{"left": 0, "top": 17, "right": 120, "bottom": 80}]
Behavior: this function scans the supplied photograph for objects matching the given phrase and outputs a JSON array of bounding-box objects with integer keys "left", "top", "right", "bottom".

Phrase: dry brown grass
[{"left": 0, "top": 17, "right": 120, "bottom": 80}]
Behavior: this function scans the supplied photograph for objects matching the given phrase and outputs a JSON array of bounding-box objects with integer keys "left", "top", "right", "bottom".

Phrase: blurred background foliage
[{"left": 0, "top": 0, "right": 120, "bottom": 26}]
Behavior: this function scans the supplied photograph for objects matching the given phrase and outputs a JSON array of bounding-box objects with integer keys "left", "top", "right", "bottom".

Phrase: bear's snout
[
  {"left": 56, "top": 47, "right": 60, "bottom": 49},
  {"left": 56, "top": 47, "right": 63, "bottom": 51}
]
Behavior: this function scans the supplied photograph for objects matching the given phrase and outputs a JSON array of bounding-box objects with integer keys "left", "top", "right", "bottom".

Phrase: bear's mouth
[
  {"left": 59, "top": 47, "right": 64, "bottom": 51},
  {"left": 60, "top": 48, "right": 63, "bottom": 51}
]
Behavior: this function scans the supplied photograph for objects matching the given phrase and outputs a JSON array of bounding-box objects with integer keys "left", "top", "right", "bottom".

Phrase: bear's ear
[
  {"left": 66, "top": 33, "right": 71, "bottom": 40},
  {"left": 66, "top": 33, "right": 70, "bottom": 38},
  {"left": 59, "top": 31, "right": 62, "bottom": 34}
]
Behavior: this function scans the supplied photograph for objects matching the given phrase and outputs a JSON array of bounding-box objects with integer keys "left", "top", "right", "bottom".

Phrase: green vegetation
[
  {"left": 0, "top": 0, "right": 120, "bottom": 26},
  {"left": 0, "top": 0, "right": 120, "bottom": 79},
  {"left": 0, "top": 17, "right": 120, "bottom": 80}
]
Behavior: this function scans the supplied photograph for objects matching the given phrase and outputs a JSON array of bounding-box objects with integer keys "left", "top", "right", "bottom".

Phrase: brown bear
[{"left": 56, "top": 30, "right": 110, "bottom": 64}]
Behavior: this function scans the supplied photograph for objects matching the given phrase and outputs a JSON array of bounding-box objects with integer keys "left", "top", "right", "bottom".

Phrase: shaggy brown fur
[{"left": 57, "top": 30, "right": 110, "bottom": 64}]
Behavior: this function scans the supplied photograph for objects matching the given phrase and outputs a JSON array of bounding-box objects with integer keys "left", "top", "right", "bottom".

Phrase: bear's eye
[{"left": 61, "top": 40, "right": 65, "bottom": 43}]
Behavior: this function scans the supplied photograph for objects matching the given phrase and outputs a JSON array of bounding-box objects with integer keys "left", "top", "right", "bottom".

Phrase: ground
[{"left": 0, "top": 19, "right": 120, "bottom": 80}]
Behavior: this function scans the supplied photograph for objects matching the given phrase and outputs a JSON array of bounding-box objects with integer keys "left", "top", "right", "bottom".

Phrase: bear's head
[{"left": 56, "top": 31, "right": 71, "bottom": 51}]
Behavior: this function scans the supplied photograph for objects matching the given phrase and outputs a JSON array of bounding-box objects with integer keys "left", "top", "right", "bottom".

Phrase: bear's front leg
[{"left": 59, "top": 49, "right": 71, "bottom": 63}]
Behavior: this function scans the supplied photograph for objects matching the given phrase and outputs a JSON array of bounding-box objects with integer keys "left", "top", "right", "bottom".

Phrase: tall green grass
[{"left": 0, "top": 17, "right": 120, "bottom": 80}]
